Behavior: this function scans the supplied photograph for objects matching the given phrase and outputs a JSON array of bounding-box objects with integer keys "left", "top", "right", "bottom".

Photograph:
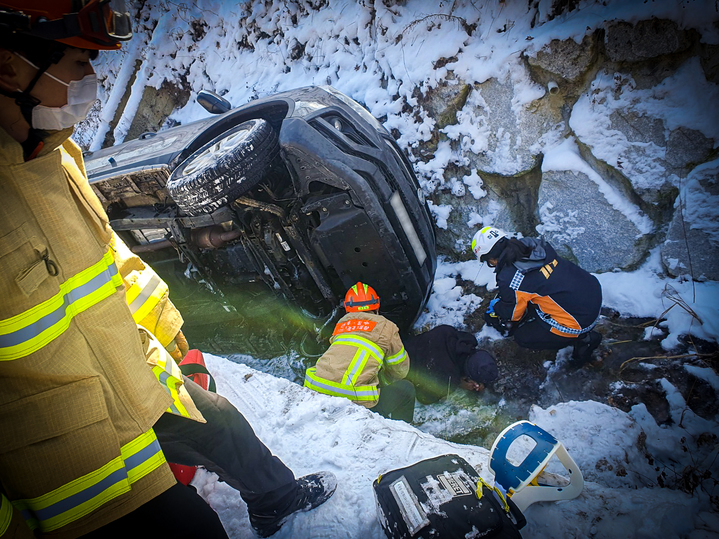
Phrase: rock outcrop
[{"left": 80, "top": 4, "right": 719, "bottom": 279}]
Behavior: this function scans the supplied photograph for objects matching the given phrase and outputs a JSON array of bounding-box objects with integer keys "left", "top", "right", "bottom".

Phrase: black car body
[{"left": 84, "top": 86, "right": 436, "bottom": 331}]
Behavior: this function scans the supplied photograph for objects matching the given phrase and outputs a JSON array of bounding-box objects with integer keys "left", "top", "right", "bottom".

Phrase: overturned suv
[{"left": 85, "top": 86, "right": 436, "bottom": 331}]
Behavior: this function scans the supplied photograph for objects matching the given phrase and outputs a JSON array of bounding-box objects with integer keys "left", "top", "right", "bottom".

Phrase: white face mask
[{"left": 16, "top": 54, "right": 98, "bottom": 131}]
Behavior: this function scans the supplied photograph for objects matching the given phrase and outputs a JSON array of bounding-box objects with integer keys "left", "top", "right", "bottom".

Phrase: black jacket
[
  {"left": 494, "top": 238, "right": 602, "bottom": 337},
  {"left": 404, "top": 325, "right": 477, "bottom": 404}
]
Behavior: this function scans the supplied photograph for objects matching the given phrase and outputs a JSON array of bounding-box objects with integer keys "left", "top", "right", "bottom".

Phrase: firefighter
[
  {"left": 0, "top": 2, "right": 334, "bottom": 538},
  {"left": 305, "top": 282, "right": 415, "bottom": 422},
  {"left": 472, "top": 226, "right": 603, "bottom": 365}
]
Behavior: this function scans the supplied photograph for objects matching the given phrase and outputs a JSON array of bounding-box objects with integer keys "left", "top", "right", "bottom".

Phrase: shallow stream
[
  {"left": 157, "top": 260, "right": 718, "bottom": 450},
  {"left": 156, "top": 260, "right": 514, "bottom": 448}
]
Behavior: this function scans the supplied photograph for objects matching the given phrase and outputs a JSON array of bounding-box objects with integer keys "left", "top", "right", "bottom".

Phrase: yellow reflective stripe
[
  {"left": 304, "top": 367, "right": 379, "bottom": 402},
  {"left": 121, "top": 429, "right": 168, "bottom": 484},
  {"left": 476, "top": 477, "right": 510, "bottom": 513},
  {"left": 342, "top": 348, "right": 368, "bottom": 386},
  {"left": 125, "top": 271, "right": 167, "bottom": 324},
  {"left": 0, "top": 494, "right": 12, "bottom": 535},
  {"left": 385, "top": 346, "right": 406, "bottom": 365},
  {"left": 332, "top": 334, "right": 384, "bottom": 363},
  {"left": 147, "top": 335, "right": 189, "bottom": 418},
  {"left": 151, "top": 364, "right": 190, "bottom": 418},
  {"left": 12, "top": 429, "right": 165, "bottom": 533},
  {"left": 0, "top": 251, "right": 122, "bottom": 361}
]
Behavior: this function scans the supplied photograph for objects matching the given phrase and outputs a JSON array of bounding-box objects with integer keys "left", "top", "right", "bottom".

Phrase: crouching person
[
  {"left": 404, "top": 325, "right": 499, "bottom": 405},
  {"left": 305, "top": 283, "right": 415, "bottom": 422},
  {"left": 472, "top": 226, "right": 603, "bottom": 366}
]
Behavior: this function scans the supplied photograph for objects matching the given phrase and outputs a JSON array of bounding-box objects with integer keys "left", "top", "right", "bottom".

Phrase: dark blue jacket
[{"left": 494, "top": 239, "right": 602, "bottom": 337}]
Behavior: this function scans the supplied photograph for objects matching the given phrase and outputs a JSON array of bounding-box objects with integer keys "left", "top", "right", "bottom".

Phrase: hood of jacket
[{"left": 512, "top": 237, "right": 551, "bottom": 273}]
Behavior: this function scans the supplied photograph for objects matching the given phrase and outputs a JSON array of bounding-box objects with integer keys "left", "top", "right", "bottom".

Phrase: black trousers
[
  {"left": 82, "top": 482, "right": 229, "bottom": 539},
  {"left": 512, "top": 316, "right": 578, "bottom": 350},
  {"left": 373, "top": 379, "right": 415, "bottom": 422},
  {"left": 153, "top": 377, "right": 298, "bottom": 516}
]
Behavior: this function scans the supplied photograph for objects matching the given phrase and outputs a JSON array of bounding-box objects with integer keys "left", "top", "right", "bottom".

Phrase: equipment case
[{"left": 373, "top": 454, "right": 525, "bottom": 539}]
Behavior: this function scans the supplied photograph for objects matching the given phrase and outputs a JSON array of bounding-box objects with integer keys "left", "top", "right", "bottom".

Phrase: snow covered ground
[
  {"left": 191, "top": 353, "right": 719, "bottom": 538},
  {"left": 75, "top": 0, "right": 719, "bottom": 536}
]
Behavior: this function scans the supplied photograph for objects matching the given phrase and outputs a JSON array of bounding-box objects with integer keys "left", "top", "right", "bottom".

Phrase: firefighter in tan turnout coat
[
  {"left": 305, "top": 282, "right": 415, "bottom": 422},
  {"left": 0, "top": 2, "right": 335, "bottom": 538}
]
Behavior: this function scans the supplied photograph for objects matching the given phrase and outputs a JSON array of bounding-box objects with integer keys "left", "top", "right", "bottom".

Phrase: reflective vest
[
  {"left": 305, "top": 334, "right": 386, "bottom": 403},
  {"left": 0, "top": 248, "right": 176, "bottom": 534},
  {"left": 0, "top": 249, "right": 122, "bottom": 360}
]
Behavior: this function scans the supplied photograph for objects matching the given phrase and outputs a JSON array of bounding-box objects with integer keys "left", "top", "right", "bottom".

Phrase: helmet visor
[{"left": 78, "top": 0, "right": 132, "bottom": 44}]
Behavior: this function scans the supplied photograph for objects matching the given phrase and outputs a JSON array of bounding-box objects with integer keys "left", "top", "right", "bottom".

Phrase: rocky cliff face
[
  {"left": 80, "top": 1, "right": 719, "bottom": 280},
  {"left": 425, "top": 19, "right": 717, "bottom": 279}
]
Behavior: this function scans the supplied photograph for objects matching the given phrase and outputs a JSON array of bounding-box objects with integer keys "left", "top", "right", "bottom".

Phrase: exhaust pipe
[{"left": 191, "top": 226, "right": 242, "bottom": 249}]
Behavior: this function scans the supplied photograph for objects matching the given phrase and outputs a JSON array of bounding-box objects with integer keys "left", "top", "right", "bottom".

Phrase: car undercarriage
[{"left": 85, "top": 86, "right": 436, "bottom": 332}]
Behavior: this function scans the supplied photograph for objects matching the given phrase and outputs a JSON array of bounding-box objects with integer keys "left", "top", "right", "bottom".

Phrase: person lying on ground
[{"left": 404, "top": 325, "right": 498, "bottom": 405}]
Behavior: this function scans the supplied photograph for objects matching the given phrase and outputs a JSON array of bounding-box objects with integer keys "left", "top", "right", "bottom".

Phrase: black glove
[{"left": 484, "top": 309, "right": 507, "bottom": 334}]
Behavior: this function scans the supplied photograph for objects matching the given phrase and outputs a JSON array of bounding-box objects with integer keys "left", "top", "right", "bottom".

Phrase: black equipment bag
[{"left": 373, "top": 454, "right": 526, "bottom": 539}]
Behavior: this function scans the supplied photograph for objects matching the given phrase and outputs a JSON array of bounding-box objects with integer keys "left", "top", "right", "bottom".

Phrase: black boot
[
  {"left": 570, "top": 331, "right": 602, "bottom": 367},
  {"left": 249, "top": 471, "right": 337, "bottom": 537}
]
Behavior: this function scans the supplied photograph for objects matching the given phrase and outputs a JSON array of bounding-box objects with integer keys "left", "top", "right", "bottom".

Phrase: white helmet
[{"left": 471, "top": 226, "right": 507, "bottom": 261}]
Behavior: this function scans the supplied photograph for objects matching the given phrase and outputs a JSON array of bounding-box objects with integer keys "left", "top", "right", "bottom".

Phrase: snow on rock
[
  {"left": 570, "top": 58, "right": 718, "bottom": 201},
  {"left": 537, "top": 168, "right": 646, "bottom": 272},
  {"left": 456, "top": 67, "right": 557, "bottom": 177},
  {"left": 662, "top": 158, "right": 719, "bottom": 281},
  {"left": 415, "top": 258, "right": 484, "bottom": 330}
]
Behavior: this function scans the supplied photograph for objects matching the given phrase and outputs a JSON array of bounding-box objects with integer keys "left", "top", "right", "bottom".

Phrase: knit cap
[{"left": 463, "top": 350, "right": 498, "bottom": 384}]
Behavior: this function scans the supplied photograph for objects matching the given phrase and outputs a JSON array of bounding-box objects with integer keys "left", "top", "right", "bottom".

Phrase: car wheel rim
[{"left": 183, "top": 128, "right": 253, "bottom": 176}]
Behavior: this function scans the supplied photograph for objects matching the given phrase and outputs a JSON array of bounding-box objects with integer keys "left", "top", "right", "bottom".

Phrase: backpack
[{"left": 373, "top": 454, "right": 525, "bottom": 539}]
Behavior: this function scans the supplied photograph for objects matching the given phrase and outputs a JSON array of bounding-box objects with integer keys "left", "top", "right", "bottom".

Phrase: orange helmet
[
  {"left": 0, "top": 0, "right": 132, "bottom": 50},
  {"left": 343, "top": 282, "right": 380, "bottom": 313}
]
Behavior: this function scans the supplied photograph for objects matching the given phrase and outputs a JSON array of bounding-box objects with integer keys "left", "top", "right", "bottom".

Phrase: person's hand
[
  {"left": 175, "top": 330, "right": 189, "bottom": 357},
  {"left": 167, "top": 330, "right": 189, "bottom": 362},
  {"left": 486, "top": 297, "right": 500, "bottom": 315},
  {"left": 483, "top": 310, "right": 508, "bottom": 335},
  {"left": 459, "top": 377, "right": 485, "bottom": 392}
]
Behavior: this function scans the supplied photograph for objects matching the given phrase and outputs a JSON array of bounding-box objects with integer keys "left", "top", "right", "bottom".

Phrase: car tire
[{"left": 167, "top": 119, "right": 279, "bottom": 216}]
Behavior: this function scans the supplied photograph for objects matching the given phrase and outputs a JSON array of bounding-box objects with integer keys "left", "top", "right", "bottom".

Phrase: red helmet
[
  {"left": 0, "top": 0, "right": 132, "bottom": 50},
  {"left": 343, "top": 282, "right": 380, "bottom": 313}
]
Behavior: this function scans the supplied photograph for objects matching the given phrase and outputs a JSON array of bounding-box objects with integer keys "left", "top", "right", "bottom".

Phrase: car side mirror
[{"left": 197, "top": 90, "right": 231, "bottom": 114}]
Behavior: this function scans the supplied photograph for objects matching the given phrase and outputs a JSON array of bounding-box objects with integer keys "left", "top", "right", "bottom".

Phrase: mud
[{"left": 468, "top": 305, "right": 719, "bottom": 437}]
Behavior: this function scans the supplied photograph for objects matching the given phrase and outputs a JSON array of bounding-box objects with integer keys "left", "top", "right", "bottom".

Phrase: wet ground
[
  {"left": 462, "top": 298, "right": 719, "bottom": 444},
  {"left": 160, "top": 263, "right": 718, "bottom": 448}
]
